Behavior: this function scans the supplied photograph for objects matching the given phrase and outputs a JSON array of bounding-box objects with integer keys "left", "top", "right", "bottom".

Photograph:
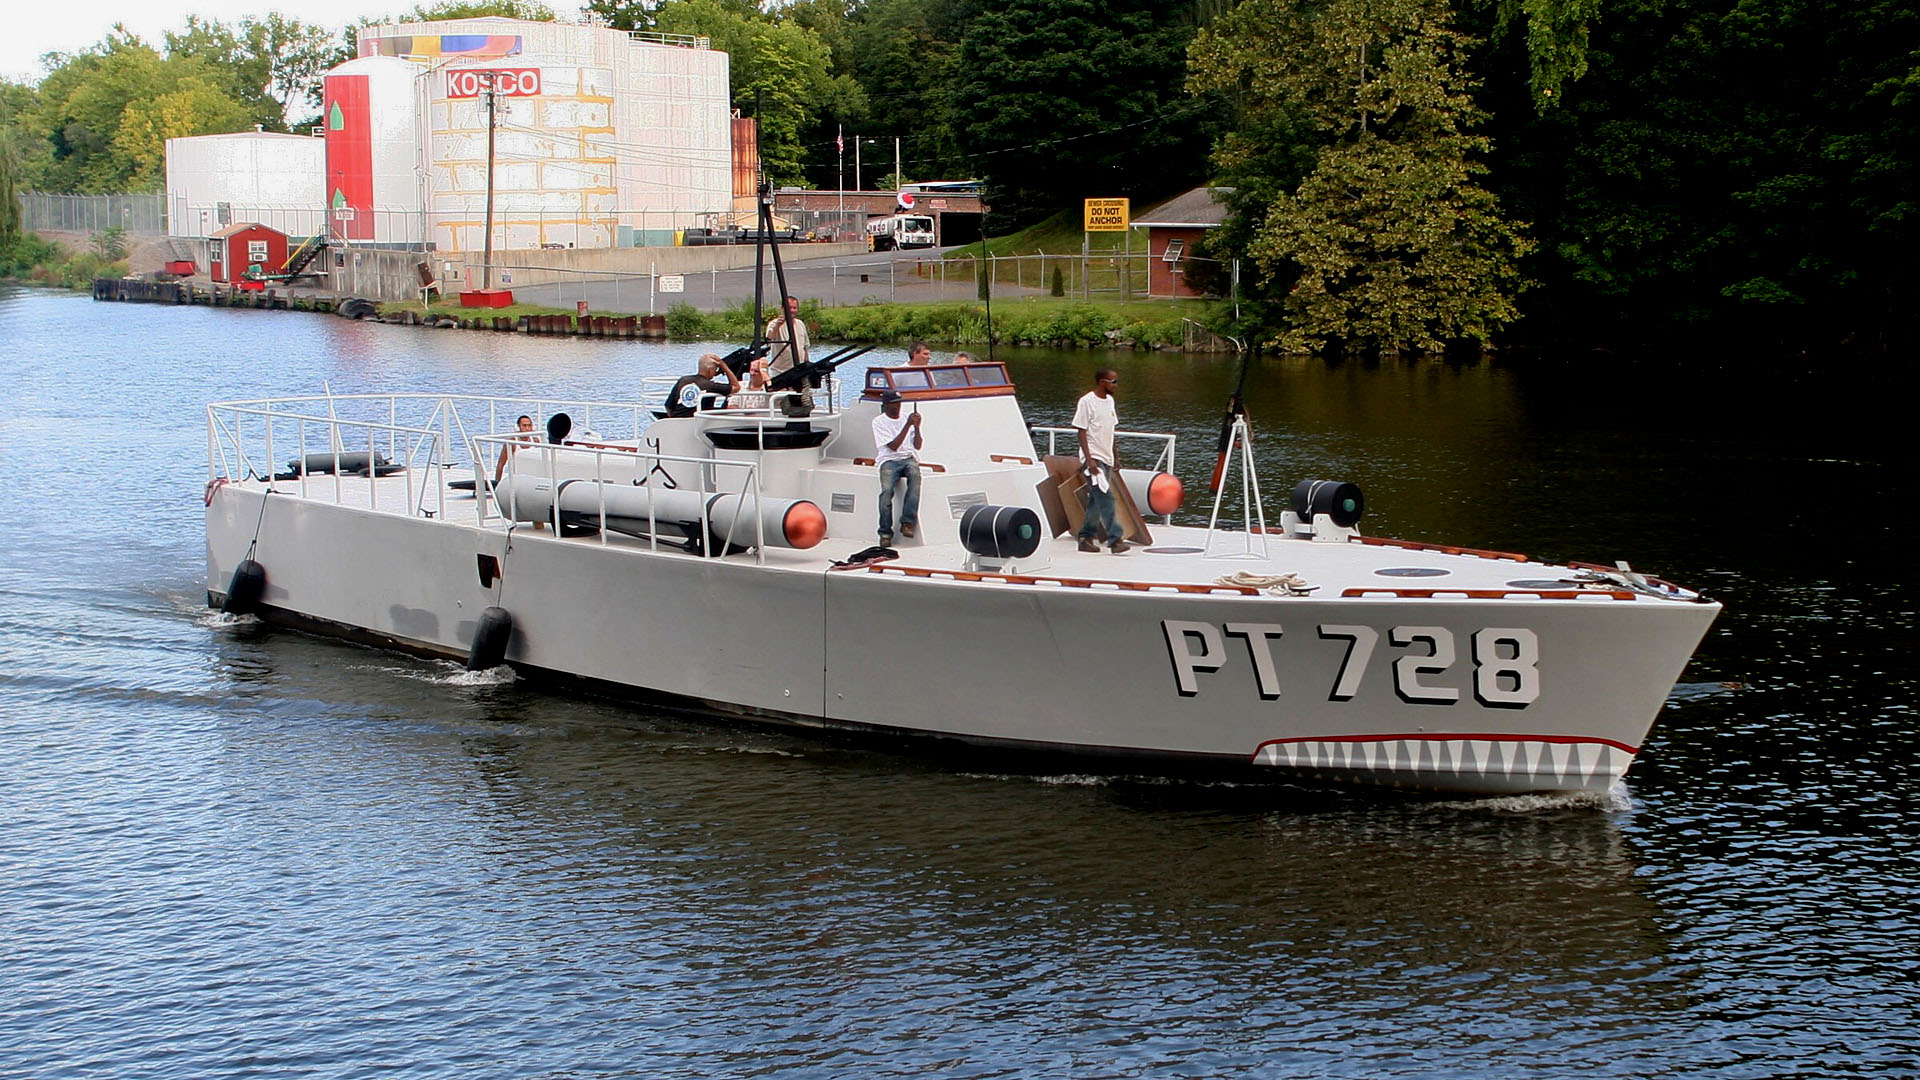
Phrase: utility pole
[
  {"left": 894, "top": 136, "right": 901, "bottom": 191},
  {"left": 481, "top": 70, "right": 498, "bottom": 291},
  {"left": 854, "top": 137, "right": 862, "bottom": 193}
]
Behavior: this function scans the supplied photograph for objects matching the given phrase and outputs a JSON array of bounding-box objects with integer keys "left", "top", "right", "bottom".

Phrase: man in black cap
[{"left": 871, "top": 389, "right": 923, "bottom": 545}]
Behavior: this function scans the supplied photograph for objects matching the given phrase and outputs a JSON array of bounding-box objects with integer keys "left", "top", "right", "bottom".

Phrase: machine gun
[{"left": 766, "top": 343, "right": 874, "bottom": 393}]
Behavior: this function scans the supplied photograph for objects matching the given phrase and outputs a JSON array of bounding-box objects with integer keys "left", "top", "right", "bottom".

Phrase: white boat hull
[{"left": 208, "top": 483, "right": 1715, "bottom": 794}]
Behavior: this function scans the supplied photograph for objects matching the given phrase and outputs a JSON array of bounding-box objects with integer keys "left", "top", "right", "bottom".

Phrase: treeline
[{"left": 3, "top": 0, "right": 1914, "bottom": 352}]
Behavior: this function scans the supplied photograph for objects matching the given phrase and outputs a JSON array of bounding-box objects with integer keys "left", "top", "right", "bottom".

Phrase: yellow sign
[{"left": 1084, "top": 198, "right": 1130, "bottom": 232}]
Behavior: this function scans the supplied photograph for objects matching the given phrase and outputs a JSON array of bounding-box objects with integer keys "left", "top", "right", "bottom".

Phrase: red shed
[
  {"left": 1131, "top": 187, "right": 1234, "bottom": 299},
  {"left": 208, "top": 223, "right": 289, "bottom": 284}
]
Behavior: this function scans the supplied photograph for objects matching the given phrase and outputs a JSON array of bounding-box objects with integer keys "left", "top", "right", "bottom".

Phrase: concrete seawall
[{"left": 139, "top": 239, "right": 867, "bottom": 303}]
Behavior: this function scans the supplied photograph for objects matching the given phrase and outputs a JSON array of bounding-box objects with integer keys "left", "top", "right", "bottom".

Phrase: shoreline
[{"left": 81, "top": 274, "right": 1241, "bottom": 353}]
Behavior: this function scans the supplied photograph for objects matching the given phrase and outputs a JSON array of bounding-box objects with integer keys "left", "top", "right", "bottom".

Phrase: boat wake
[
  {"left": 1428, "top": 780, "right": 1635, "bottom": 815},
  {"left": 350, "top": 660, "right": 517, "bottom": 688},
  {"left": 1667, "top": 680, "right": 1745, "bottom": 705}
]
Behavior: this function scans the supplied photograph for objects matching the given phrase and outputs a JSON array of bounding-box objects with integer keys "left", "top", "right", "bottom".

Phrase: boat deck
[{"left": 221, "top": 468, "right": 1652, "bottom": 603}]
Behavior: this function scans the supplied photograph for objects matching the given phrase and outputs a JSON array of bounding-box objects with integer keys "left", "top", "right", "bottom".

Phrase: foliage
[
  {"left": 653, "top": 0, "right": 852, "bottom": 185},
  {"left": 650, "top": 296, "right": 1219, "bottom": 348},
  {"left": 9, "top": 17, "right": 334, "bottom": 193},
  {"left": 90, "top": 225, "right": 128, "bottom": 260},
  {"left": 664, "top": 301, "right": 709, "bottom": 340},
  {"left": 1482, "top": 0, "right": 1920, "bottom": 349},
  {"left": 0, "top": 234, "right": 126, "bottom": 287},
  {"left": 1190, "top": 0, "right": 1532, "bottom": 352},
  {"left": 0, "top": 124, "right": 20, "bottom": 246},
  {"left": 1051, "top": 266, "right": 1064, "bottom": 296},
  {"left": 950, "top": 0, "right": 1221, "bottom": 228},
  {"left": 407, "top": 0, "right": 557, "bottom": 19}
]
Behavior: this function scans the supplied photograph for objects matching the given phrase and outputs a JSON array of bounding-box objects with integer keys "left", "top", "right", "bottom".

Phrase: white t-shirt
[
  {"left": 766, "top": 315, "right": 810, "bottom": 375},
  {"left": 872, "top": 411, "right": 919, "bottom": 465},
  {"left": 1072, "top": 391, "right": 1118, "bottom": 467}
]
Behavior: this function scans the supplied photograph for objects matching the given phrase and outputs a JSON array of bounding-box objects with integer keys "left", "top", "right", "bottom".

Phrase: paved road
[{"left": 506, "top": 245, "right": 1054, "bottom": 315}]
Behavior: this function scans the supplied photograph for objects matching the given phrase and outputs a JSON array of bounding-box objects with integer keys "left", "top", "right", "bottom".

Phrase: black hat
[{"left": 880, "top": 390, "right": 903, "bottom": 404}]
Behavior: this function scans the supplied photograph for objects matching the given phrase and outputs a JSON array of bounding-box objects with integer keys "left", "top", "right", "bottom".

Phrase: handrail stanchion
[{"left": 596, "top": 446, "right": 608, "bottom": 545}]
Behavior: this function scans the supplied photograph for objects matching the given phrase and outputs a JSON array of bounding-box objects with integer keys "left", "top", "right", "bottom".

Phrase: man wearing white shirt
[
  {"left": 871, "top": 390, "right": 923, "bottom": 545},
  {"left": 1073, "top": 367, "right": 1128, "bottom": 554}
]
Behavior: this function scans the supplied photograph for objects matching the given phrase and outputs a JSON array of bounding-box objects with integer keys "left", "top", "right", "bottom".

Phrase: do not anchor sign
[{"left": 1084, "top": 198, "right": 1130, "bottom": 232}]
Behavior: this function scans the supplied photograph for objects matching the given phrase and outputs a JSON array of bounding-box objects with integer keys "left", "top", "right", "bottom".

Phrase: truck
[{"left": 866, "top": 213, "right": 936, "bottom": 251}]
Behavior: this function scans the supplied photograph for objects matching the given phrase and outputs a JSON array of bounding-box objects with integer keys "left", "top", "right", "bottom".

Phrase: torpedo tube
[
  {"left": 498, "top": 475, "right": 827, "bottom": 552},
  {"left": 467, "top": 606, "right": 514, "bottom": 670},
  {"left": 1119, "top": 469, "right": 1185, "bottom": 516},
  {"left": 221, "top": 559, "right": 267, "bottom": 615}
]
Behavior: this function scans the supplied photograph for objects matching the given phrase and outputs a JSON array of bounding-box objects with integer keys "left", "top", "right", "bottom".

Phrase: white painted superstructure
[{"left": 204, "top": 364, "right": 1719, "bottom": 795}]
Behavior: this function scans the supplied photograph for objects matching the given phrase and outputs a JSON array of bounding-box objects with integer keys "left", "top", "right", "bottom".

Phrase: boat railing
[
  {"left": 206, "top": 400, "right": 453, "bottom": 519},
  {"left": 1028, "top": 426, "right": 1179, "bottom": 524},
  {"left": 478, "top": 434, "right": 777, "bottom": 563},
  {"left": 635, "top": 374, "right": 848, "bottom": 417},
  {"left": 207, "top": 393, "right": 660, "bottom": 519}
]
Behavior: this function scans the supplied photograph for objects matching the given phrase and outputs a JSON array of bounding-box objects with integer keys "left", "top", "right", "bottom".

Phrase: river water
[{"left": 1, "top": 285, "right": 1915, "bottom": 1078}]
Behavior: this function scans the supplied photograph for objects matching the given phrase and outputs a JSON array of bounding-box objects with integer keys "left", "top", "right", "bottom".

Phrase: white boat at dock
[{"left": 204, "top": 358, "right": 1719, "bottom": 795}]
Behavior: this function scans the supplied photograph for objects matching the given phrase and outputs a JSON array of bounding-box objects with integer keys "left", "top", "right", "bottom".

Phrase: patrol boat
[{"left": 204, "top": 351, "right": 1719, "bottom": 796}]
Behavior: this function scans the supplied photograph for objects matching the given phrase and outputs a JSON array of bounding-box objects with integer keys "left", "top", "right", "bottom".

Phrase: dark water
[{"left": 2, "top": 285, "right": 1915, "bottom": 1077}]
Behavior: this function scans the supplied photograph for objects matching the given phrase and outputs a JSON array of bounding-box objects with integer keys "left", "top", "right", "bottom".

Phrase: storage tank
[
  {"left": 164, "top": 132, "right": 325, "bottom": 239},
  {"left": 425, "top": 59, "right": 619, "bottom": 253},
  {"left": 322, "top": 55, "right": 423, "bottom": 245}
]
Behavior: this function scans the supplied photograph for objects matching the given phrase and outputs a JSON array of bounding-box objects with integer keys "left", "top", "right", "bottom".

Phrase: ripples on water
[{"left": 1, "top": 286, "right": 1916, "bottom": 1077}]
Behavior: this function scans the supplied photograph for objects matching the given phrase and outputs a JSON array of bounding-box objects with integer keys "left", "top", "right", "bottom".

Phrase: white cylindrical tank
[
  {"left": 163, "top": 133, "right": 325, "bottom": 239},
  {"left": 322, "top": 55, "right": 423, "bottom": 245},
  {"left": 425, "top": 58, "right": 618, "bottom": 254}
]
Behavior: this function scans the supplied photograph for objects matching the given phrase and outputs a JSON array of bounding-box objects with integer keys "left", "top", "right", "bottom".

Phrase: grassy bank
[
  {"left": 1, "top": 234, "right": 129, "bottom": 289},
  {"left": 669, "top": 296, "right": 1225, "bottom": 349},
  {"left": 379, "top": 292, "right": 1227, "bottom": 350}
]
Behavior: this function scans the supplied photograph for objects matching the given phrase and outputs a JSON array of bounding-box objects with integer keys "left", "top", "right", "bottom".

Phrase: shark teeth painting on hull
[{"left": 1251, "top": 736, "right": 1630, "bottom": 794}]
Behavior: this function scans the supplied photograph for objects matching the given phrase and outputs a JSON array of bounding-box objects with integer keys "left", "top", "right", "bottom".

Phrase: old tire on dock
[
  {"left": 339, "top": 297, "right": 378, "bottom": 320},
  {"left": 467, "top": 606, "right": 514, "bottom": 671}
]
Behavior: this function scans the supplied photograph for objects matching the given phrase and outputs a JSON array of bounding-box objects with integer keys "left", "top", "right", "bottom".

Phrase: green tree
[
  {"left": 655, "top": 0, "right": 846, "bottom": 185},
  {"left": 0, "top": 124, "right": 22, "bottom": 246},
  {"left": 406, "top": 0, "right": 557, "bottom": 19},
  {"left": 951, "top": 0, "right": 1217, "bottom": 227},
  {"left": 1191, "top": 0, "right": 1531, "bottom": 351},
  {"left": 1485, "top": 0, "right": 1920, "bottom": 350},
  {"left": 164, "top": 17, "right": 280, "bottom": 130},
  {"left": 256, "top": 15, "right": 340, "bottom": 126}
]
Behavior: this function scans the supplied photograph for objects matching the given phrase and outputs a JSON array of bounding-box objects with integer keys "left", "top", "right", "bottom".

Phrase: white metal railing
[
  {"left": 207, "top": 391, "right": 806, "bottom": 562},
  {"left": 635, "top": 374, "right": 849, "bottom": 417},
  {"left": 1030, "top": 426, "right": 1179, "bottom": 524},
  {"left": 207, "top": 393, "right": 656, "bottom": 518}
]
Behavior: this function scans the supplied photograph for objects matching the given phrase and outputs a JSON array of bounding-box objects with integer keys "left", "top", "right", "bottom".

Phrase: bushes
[
  {"left": 663, "top": 302, "right": 708, "bottom": 340},
  {"left": 805, "top": 300, "right": 1202, "bottom": 349},
  {"left": 0, "top": 233, "right": 127, "bottom": 288}
]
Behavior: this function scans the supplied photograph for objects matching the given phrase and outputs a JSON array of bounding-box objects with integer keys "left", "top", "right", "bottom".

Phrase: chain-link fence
[
  {"left": 19, "top": 193, "right": 165, "bottom": 235},
  {"left": 451, "top": 249, "right": 1232, "bottom": 313}
]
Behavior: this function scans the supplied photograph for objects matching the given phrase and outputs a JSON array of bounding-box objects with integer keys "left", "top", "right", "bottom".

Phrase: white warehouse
[{"left": 320, "top": 16, "right": 735, "bottom": 252}]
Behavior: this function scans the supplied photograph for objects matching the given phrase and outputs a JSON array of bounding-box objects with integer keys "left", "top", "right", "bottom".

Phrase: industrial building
[
  {"left": 166, "top": 17, "right": 736, "bottom": 257},
  {"left": 330, "top": 17, "right": 735, "bottom": 252}
]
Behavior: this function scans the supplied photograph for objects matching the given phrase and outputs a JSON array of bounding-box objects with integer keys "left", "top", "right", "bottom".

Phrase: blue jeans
[
  {"left": 1079, "top": 472, "right": 1123, "bottom": 545},
  {"left": 878, "top": 458, "right": 920, "bottom": 539}
]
